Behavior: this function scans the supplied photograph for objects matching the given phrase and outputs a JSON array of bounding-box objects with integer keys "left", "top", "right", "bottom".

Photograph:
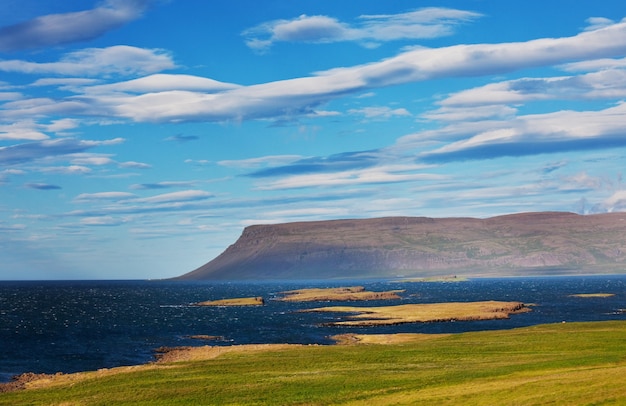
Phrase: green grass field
[{"left": 2, "top": 321, "right": 625, "bottom": 405}]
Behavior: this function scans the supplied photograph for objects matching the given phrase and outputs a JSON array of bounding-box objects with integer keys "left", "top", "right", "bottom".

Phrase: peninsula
[{"left": 177, "top": 212, "right": 626, "bottom": 280}]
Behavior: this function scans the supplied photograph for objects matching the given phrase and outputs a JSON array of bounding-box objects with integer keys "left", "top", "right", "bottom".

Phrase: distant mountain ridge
[{"left": 176, "top": 212, "right": 626, "bottom": 280}]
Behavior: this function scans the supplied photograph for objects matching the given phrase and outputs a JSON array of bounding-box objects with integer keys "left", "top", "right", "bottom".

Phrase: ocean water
[{"left": 1, "top": 275, "right": 625, "bottom": 382}]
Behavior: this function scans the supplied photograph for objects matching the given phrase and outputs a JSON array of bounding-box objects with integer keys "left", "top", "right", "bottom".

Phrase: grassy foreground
[{"left": 2, "top": 321, "right": 626, "bottom": 405}]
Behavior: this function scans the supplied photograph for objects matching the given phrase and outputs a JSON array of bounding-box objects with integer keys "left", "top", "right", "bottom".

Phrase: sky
[{"left": 1, "top": 1, "right": 626, "bottom": 280}]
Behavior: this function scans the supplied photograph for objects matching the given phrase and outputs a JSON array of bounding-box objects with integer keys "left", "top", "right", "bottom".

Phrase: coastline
[
  {"left": 3, "top": 322, "right": 626, "bottom": 404},
  {"left": 2, "top": 274, "right": 624, "bottom": 393},
  {"left": 1, "top": 299, "right": 531, "bottom": 392}
]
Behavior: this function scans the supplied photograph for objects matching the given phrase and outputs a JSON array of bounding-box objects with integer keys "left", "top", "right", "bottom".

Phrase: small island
[
  {"left": 186, "top": 335, "right": 226, "bottom": 341},
  {"left": 304, "top": 300, "right": 530, "bottom": 326},
  {"left": 194, "top": 297, "right": 264, "bottom": 306},
  {"left": 399, "top": 275, "right": 468, "bottom": 283},
  {"left": 276, "top": 286, "right": 404, "bottom": 302},
  {"left": 568, "top": 293, "right": 615, "bottom": 298}
]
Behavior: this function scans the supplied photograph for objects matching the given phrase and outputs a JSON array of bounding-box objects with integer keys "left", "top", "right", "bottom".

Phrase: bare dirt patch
[{"left": 331, "top": 333, "right": 450, "bottom": 345}]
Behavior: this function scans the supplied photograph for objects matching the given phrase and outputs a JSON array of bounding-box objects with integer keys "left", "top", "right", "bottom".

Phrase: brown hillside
[{"left": 176, "top": 212, "right": 626, "bottom": 280}]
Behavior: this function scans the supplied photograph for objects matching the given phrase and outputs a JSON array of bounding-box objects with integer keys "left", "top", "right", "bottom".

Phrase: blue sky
[{"left": 2, "top": 1, "right": 626, "bottom": 280}]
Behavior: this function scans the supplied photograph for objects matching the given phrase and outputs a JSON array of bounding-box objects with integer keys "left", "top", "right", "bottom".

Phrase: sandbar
[
  {"left": 276, "top": 286, "right": 404, "bottom": 302},
  {"left": 303, "top": 300, "right": 530, "bottom": 326}
]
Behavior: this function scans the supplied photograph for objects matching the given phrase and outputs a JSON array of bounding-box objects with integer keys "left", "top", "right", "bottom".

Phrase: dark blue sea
[{"left": 1, "top": 275, "right": 626, "bottom": 382}]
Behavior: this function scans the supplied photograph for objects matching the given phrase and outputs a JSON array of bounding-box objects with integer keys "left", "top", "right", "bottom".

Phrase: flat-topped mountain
[{"left": 176, "top": 212, "right": 626, "bottom": 280}]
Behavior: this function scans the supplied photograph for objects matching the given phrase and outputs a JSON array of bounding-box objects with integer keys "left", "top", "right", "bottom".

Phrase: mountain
[{"left": 176, "top": 212, "right": 626, "bottom": 280}]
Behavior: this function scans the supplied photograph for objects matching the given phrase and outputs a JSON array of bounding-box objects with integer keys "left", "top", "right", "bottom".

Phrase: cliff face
[{"left": 177, "top": 212, "right": 626, "bottom": 280}]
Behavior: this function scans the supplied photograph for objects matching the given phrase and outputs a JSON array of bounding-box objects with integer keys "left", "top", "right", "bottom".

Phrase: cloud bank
[
  {"left": 73, "top": 19, "right": 626, "bottom": 123},
  {"left": 0, "top": 0, "right": 150, "bottom": 51}
]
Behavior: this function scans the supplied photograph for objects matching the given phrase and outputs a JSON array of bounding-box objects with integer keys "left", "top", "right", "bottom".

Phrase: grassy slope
[{"left": 2, "top": 321, "right": 625, "bottom": 405}]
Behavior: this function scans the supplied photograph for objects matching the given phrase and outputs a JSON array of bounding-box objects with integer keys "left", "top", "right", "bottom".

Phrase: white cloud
[
  {"left": 129, "top": 181, "right": 197, "bottom": 190},
  {"left": 86, "top": 74, "right": 240, "bottom": 94},
  {"left": 244, "top": 15, "right": 351, "bottom": 51},
  {"left": 218, "top": 155, "right": 304, "bottom": 169},
  {"left": 184, "top": 159, "right": 211, "bottom": 166},
  {"left": 357, "top": 8, "right": 481, "bottom": 40},
  {"left": 604, "top": 190, "right": 626, "bottom": 208},
  {"left": 67, "top": 154, "right": 150, "bottom": 170},
  {"left": 0, "top": 0, "right": 149, "bottom": 51},
  {"left": 0, "top": 46, "right": 175, "bottom": 77},
  {"left": 257, "top": 164, "right": 444, "bottom": 190},
  {"left": 90, "top": 20, "right": 626, "bottom": 123},
  {"left": 46, "top": 118, "right": 80, "bottom": 133},
  {"left": 70, "top": 155, "right": 116, "bottom": 166},
  {"left": 562, "top": 56, "right": 626, "bottom": 72},
  {"left": 348, "top": 106, "right": 411, "bottom": 119},
  {"left": 134, "top": 190, "right": 213, "bottom": 204},
  {"left": 437, "top": 69, "right": 626, "bottom": 109},
  {"left": 584, "top": 17, "right": 616, "bottom": 32},
  {"left": 31, "top": 78, "right": 101, "bottom": 87},
  {"left": 243, "top": 8, "right": 482, "bottom": 51},
  {"left": 0, "top": 92, "right": 22, "bottom": 101},
  {"left": 80, "top": 216, "right": 127, "bottom": 226},
  {"left": 0, "top": 222, "right": 26, "bottom": 231},
  {"left": 0, "top": 137, "right": 124, "bottom": 165},
  {"left": 2, "top": 169, "right": 25, "bottom": 175},
  {"left": 423, "top": 105, "right": 518, "bottom": 122},
  {"left": 0, "top": 121, "right": 49, "bottom": 140},
  {"left": 561, "top": 171, "right": 605, "bottom": 190},
  {"left": 118, "top": 161, "right": 151, "bottom": 169},
  {"left": 417, "top": 102, "right": 626, "bottom": 161},
  {"left": 41, "top": 165, "right": 92, "bottom": 175},
  {"left": 0, "top": 98, "right": 90, "bottom": 121},
  {"left": 74, "top": 192, "right": 137, "bottom": 202}
]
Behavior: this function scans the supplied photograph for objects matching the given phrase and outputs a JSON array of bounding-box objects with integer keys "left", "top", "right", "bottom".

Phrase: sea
[{"left": 1, "top": 275, "right": 626, "bottom": 383}]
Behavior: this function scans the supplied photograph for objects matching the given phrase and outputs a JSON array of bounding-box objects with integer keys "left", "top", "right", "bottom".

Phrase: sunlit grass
[{"left": 2, "top": 321, "right": 625, "bottom": 405}]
